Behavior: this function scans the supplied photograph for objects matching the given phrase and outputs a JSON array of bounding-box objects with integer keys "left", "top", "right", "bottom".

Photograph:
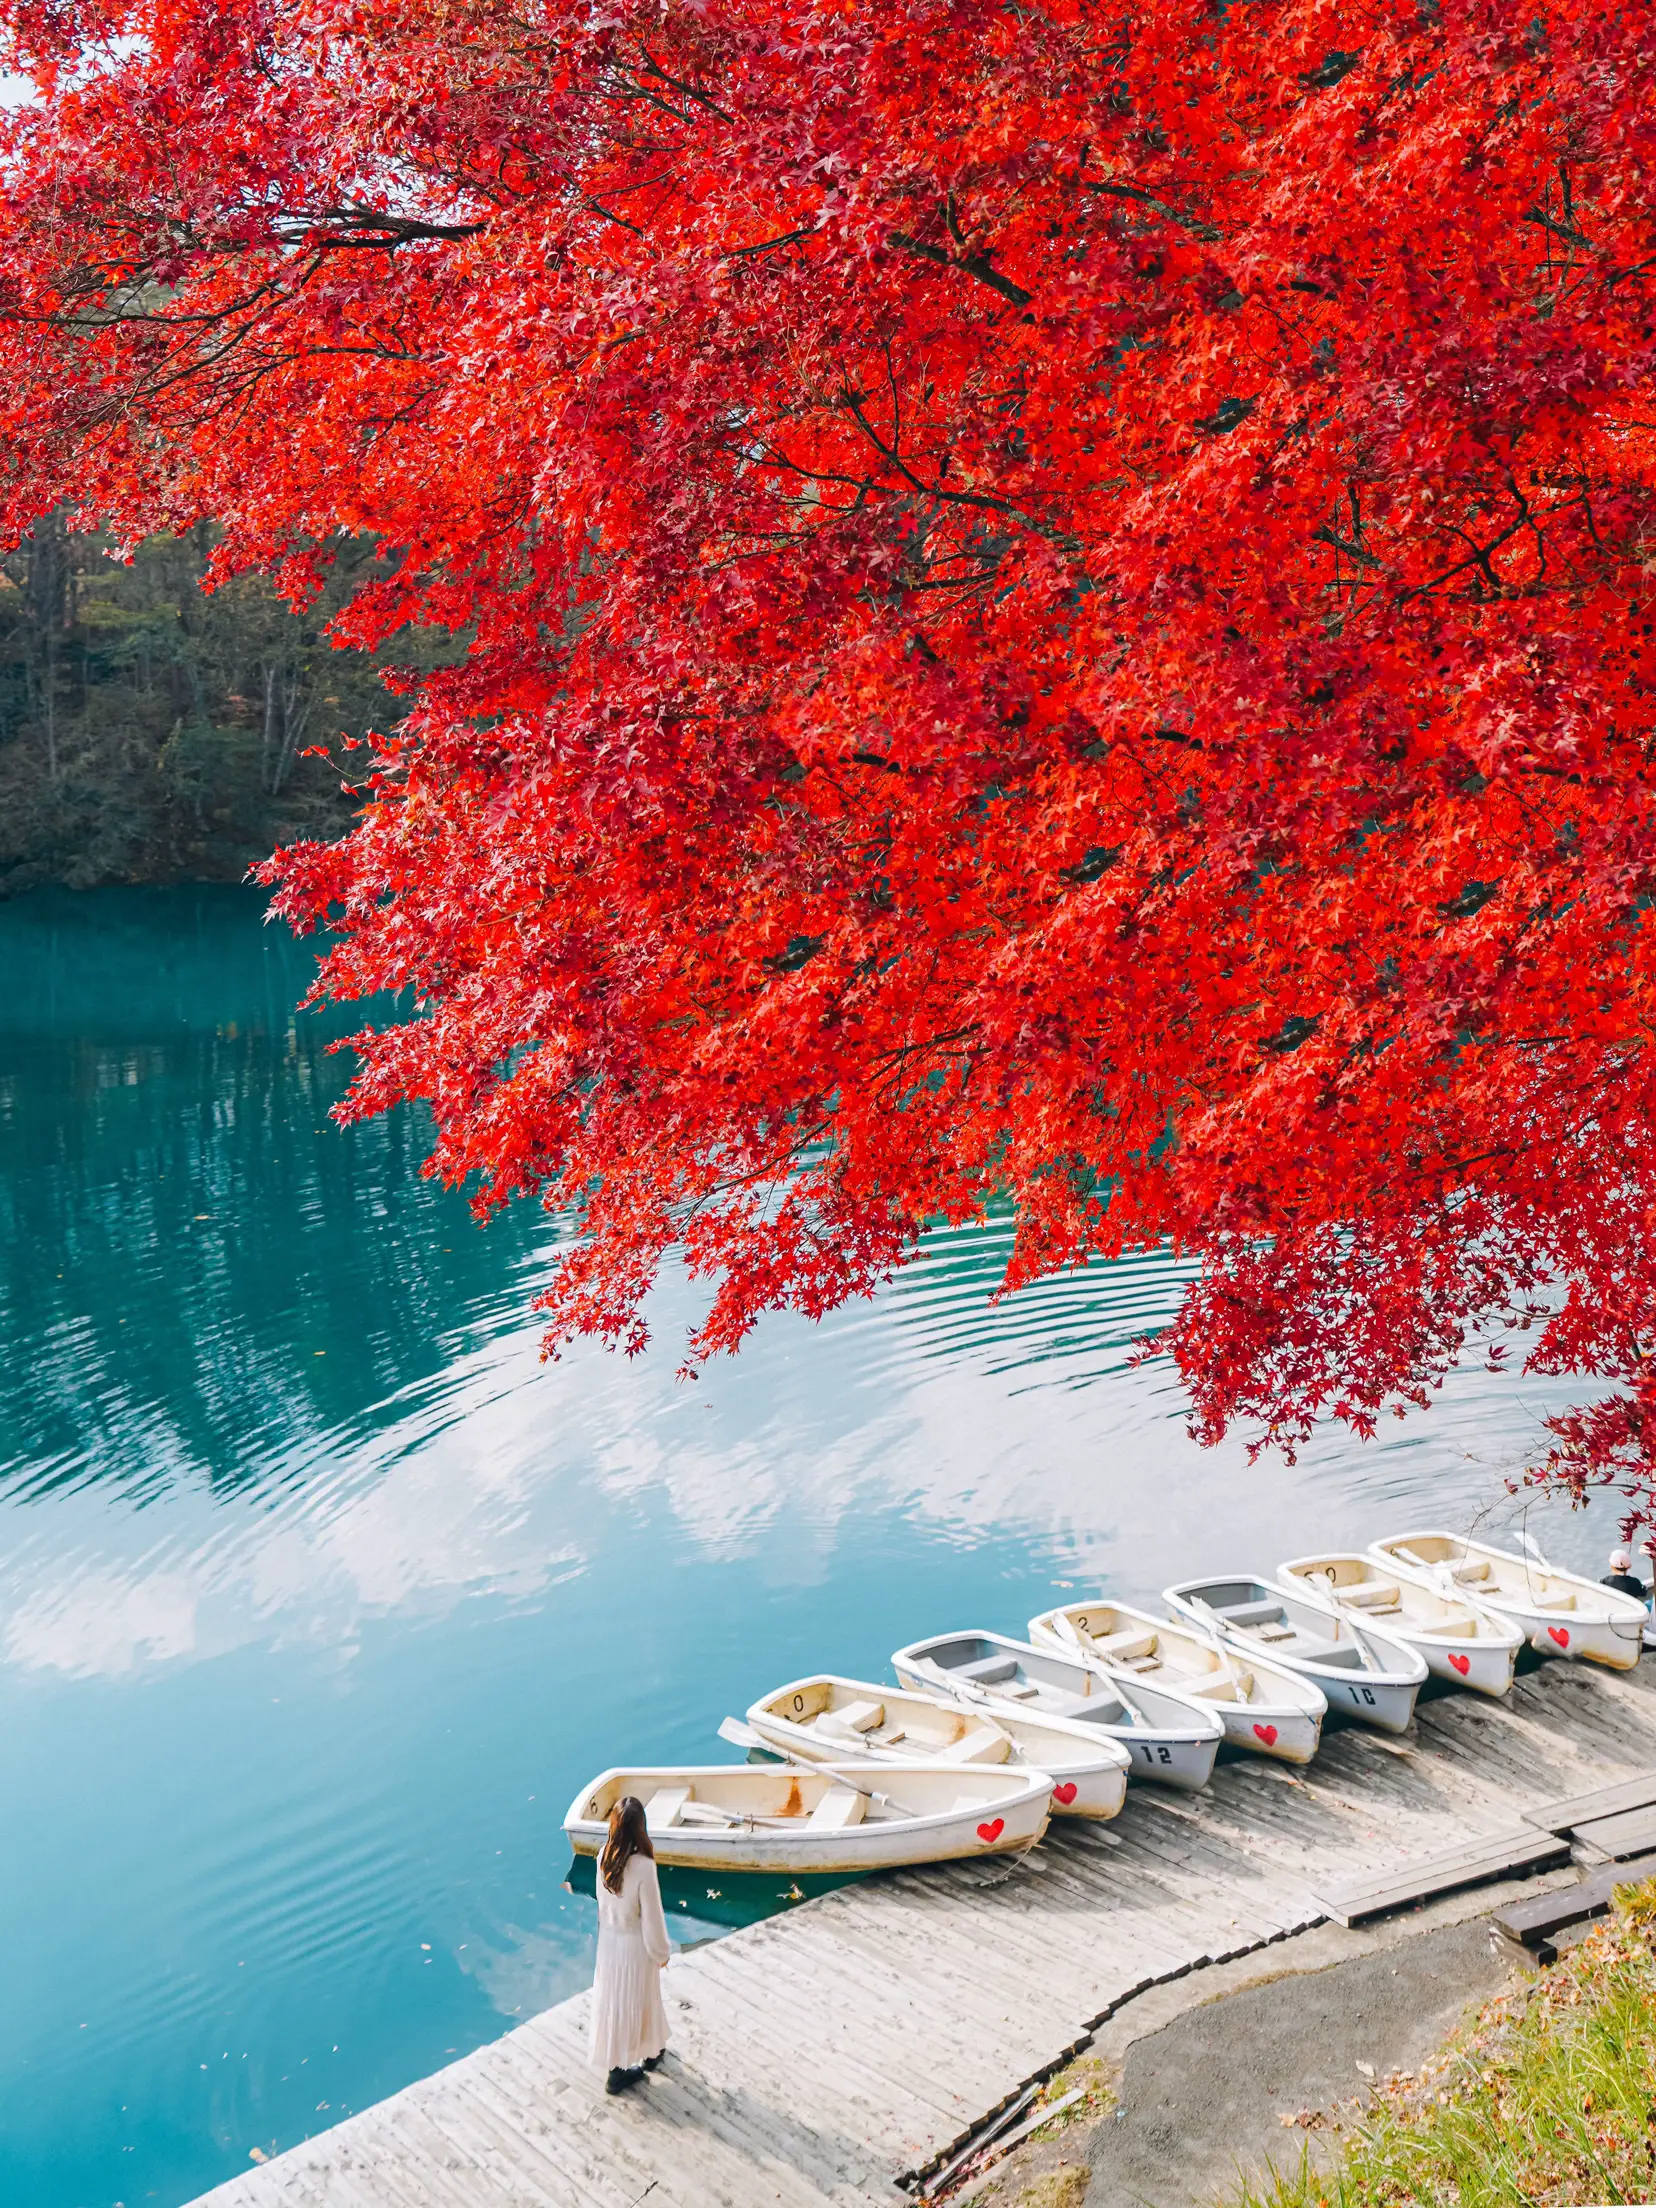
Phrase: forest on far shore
[{"left": 0, "top": 517, "right": 428, "bottom": 894}]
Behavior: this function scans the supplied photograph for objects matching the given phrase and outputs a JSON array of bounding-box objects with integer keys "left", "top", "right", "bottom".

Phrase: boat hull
[
  {"left": 1502, "top": 1606, "right": 1639, "bottom": 1670},
  {"left": 1106, "top": 1723, "right": 1221, "bottom": 1791},
  {"left": 564, "top": 1764, "right": 1052, "bottom": 1874},
  {"left": 1299, "top": 1665, "right": 1421, "bottom": 1734},
  {"left": 1404, "top": 1633, "right": 1518, "bottom": 1697},
  {"left": 958, "top": 1714, "right": 1129, "bottom": 1817},
  {"left": 1029, "top": 1759, "right": 1128, "bottom": 1819},
  {"left": 1211, "top": 1698, "right": 1323, "bottom": 1764}
]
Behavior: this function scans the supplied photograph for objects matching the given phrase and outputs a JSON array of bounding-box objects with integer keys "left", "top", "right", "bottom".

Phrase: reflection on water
[
  {"left": 0, "top": 886, "right": 1602, "bottom": 2208},
  {"left": 0, "top": 888, "right": 547, "bottom": 1507},
  {"left": 562, "top": 1849, "right": 860, "bottom": 1933}
]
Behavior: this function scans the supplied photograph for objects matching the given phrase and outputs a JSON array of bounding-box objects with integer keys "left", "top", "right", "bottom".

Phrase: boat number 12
[{"left": 1137, "top": 1743, "right": 1174, "bottom": 1764}]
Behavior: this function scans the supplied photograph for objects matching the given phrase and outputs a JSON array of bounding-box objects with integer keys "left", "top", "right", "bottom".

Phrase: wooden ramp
[{"left": 191, "top": 1661, "right": 1656, "bottom": 2208}]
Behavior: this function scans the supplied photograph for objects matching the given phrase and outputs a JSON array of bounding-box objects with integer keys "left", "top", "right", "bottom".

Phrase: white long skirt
[
  {"left": 589, "top": 1927, "right": 671, "bottom": 2071},
  {"left": 588, "top": 1852, "right": 671, "bottom": 2073}
]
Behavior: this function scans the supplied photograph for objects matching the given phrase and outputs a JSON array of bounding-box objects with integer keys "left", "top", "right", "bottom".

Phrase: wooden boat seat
[
  {"left": 1451, "top": 1561, "right": 1492, "bottom": 1583},
  {"left": 1342, "top": 1582, "right": 1402, "bottom": 1609},
  {"left": 959, "top": 1656, "right": 1021, "bottom": 1685},
  {"left": 1529, "top": 1592, "right": 1578, "bottom": 1612},
  {"left": 1178, "top": 1673, "right": 1242, "bottom": 1700},
  {"left": 1413, "top": 1616, "right": 1477, "bottom": 1639},
  {"left": 812, "top": 1715, "right": 864, "bottom": 1746},
  {"left": 1217, "top": 1598, "right": 1287, "bottom": 1628},
  {"left": 829, "top": 1698, "right": 885, "bottom": 1732},
  {"left": 1090, "top": 1629, "right": 1158, "bottom": 1661},
  {"left": 1046, "top": 1689, "right": 1099, "bottom": 1718},
  {"left": 937, "top": 1726, "right": 1006, "bottom": 1762},
  {"left": 644, "top": 1786, "right": 692, "bottom": 1832},
  {"left": 807, "top": 1786, "right": 867, "bottom": 1832}
]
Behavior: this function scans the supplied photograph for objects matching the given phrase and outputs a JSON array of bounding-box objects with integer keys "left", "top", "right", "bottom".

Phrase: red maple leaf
[{"left": 1, "top": 0, "right": 1654, "bottom": 1514}]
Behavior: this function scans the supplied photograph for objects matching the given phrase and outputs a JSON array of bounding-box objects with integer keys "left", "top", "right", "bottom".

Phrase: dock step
[
  {"left": 1570, "top": 1803, "right": 1656, "bottom": 1863},
  {"left": 1493, "top": 1849, "right": 1656, "bottom": 1962},
  {"left": 1521, "top": 1771, "right": 1656, "bottom": 1836},
  {"left": 1314, "top": 1827, "right": 1571, "bottom": 1927}
]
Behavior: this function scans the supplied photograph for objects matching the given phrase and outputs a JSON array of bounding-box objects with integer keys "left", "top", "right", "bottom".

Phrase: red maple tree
[{"left": 2, "top": 0, "right": 1654, "bottom": 1509}]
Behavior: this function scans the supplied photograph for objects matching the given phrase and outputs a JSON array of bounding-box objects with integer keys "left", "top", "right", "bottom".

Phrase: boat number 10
[
  {"left": 1347, "top": 1685, "right": 1378, "bottom": 1705},
  {"left": 1137, "top": 1743, "right": 1175, "bottom": 1764}
]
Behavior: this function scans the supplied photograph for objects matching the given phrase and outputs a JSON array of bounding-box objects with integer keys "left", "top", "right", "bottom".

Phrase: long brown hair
[{"left": 600, "top": 1794, "right": 654, "bottom": 1894}]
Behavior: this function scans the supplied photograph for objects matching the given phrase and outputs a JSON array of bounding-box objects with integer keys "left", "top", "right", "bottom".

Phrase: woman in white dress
[{"left": 589, "top": 1795, "right": 672, "bottom": 2094}]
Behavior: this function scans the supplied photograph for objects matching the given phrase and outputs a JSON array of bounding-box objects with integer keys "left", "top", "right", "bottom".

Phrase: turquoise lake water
[{"left": 0, "top": 884, "right": 1611, "bottom": 2208}]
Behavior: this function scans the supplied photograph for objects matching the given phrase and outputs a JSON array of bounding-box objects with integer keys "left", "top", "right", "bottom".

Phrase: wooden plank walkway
[{"left": 192, "top": 1659, "right": 1656, "bottom": 2208}]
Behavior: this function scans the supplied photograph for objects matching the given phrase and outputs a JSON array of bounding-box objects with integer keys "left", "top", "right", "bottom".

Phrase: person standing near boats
[
  {"left": 1601, "top": 1547, "right": 1651, "bottom": 1603},
  {"left": 590, "top": 1795, "right": 672, "bottom": 2095}
]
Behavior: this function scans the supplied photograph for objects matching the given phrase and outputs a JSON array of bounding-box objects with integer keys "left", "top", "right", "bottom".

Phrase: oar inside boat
[{"left": 716, "top": 1717, "right": 906, "bottom": 1812}]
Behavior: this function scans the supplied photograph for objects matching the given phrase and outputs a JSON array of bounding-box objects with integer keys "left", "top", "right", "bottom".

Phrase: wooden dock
[{"left": 192, "top": 1659, "right": 1656, "bottom": 2208}]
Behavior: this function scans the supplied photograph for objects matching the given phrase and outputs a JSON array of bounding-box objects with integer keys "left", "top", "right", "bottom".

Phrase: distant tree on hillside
[{"left": 0, "top": 524, "right": 431, "bottom": 891}]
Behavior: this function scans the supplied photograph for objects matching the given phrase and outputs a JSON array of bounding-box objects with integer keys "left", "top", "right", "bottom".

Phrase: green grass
[{"left": 1236, "top": 1882, "right": 1656, "bottom": 2208}]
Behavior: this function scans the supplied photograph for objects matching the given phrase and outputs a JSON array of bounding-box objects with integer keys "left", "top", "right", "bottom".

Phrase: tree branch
[{"left": 888, "top": 232, "right": 1032, "bottom": 309}]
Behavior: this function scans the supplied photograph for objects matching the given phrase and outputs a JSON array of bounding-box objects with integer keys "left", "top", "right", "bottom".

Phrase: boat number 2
[
  {"left": 1137, "top": 1743, "right": 1174, "bottom": 1764},
  {"left": 1349, "top": 1685, "right": 1377, "bottom": 1706}
]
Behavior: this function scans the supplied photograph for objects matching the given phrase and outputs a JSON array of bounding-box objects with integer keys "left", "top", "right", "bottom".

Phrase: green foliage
[
  {"left": 1234, "top": 1886, "right": 1656, "bottom": 2208},
  {"left": 0, "top": 517, "right": 424, "bottom": 891}
]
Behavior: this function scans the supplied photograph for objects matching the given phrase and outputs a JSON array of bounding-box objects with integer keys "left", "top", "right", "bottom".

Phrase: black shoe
[
  {"left": 605, "top": 2067, "right": 637, "bottom": 2096},
  {"left": 642, "top": 2053, "right": 663, "bottom": 2072}
]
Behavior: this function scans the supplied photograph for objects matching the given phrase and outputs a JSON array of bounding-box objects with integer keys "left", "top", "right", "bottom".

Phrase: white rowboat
[
  {"left": 746, "top": 1673, "right": 1131, "bottom": 1820},
  {"left": 1369, "top": 1530, "right": 1647, "bottom": 1671},
  {"left": 954, "top": 1703, "right": 1132, "bottom": 1820},
  {"left": 892, "top": 1629, "right": 1222, "bottom": 1791},
  {"left": 1028, "top": 1598, "right": 1327, "bottom": 1764},
  {"left": 1280, "top": 1550, "right": 1522, "bottom": 1698},
  {"left": 564, "top": 1762, "right": 1052, "bottom": 1873},
  {"left": 1165, "top": 1574, "right": 1426, "bottom": 1734}
]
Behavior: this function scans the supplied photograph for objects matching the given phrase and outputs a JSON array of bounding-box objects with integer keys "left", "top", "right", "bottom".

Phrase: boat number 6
[{"left": 1139, "top": 1744, "right": 1173, "bottom": 1764}]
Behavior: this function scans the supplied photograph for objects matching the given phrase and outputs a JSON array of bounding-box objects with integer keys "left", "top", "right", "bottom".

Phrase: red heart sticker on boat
[
  {"left": 1448, "top": 1652, "right": 1471, "bottom": 1676},
  {"left": 1052, "top": 1783, "right": 1078, "bottom": 1805},
  {"left": 1549, "top": 1626, "right": 1570, "bottom": 1649},
  {"left": 1253, "top": 1723, "right": 1278, "bottom": 1746},
  {"left": 977, "top": 1818, "right": 1005, "bottom": 1843}
]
